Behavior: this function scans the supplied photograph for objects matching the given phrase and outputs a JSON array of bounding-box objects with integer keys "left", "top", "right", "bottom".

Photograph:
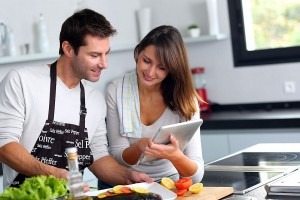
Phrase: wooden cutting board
[{"left": 175, "top": 187, "right": 234, "bottom": 200}]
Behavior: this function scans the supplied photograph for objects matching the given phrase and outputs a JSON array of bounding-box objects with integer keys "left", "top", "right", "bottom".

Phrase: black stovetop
[{"left": 202, "top": 152, "right": 300, "bottom": 194}]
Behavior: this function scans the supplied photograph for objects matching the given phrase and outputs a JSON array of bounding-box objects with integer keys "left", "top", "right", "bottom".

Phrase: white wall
[{"left": 0, "top": 0, "right": 300, "bottom": 104}]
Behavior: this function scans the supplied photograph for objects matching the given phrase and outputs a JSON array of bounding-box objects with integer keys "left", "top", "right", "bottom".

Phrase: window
[{"left": 228, "top": 0, "right": 300, "bottom": 67}]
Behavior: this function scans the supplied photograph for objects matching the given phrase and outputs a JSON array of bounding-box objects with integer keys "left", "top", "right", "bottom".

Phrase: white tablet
[{"left": 139, "top": 119, "right": 203, "bottom": 163}]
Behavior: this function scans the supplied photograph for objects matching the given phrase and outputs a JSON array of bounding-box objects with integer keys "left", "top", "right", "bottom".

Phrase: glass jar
[{"left": 65, "top": 147, "right": 85, "bottom": 199}]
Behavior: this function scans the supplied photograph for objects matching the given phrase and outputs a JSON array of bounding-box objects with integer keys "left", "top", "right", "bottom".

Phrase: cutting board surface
[{"left": 175, "top": 187, "right": 234, "bottom": 200}]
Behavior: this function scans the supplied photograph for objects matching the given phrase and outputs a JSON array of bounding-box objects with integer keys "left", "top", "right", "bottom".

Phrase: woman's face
[{"left": 136, "top": 45, "right": 169, "bottom": 88}]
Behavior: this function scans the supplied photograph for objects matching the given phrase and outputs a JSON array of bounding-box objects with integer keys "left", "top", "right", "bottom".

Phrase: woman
[{"left": 103, "top": 25, "right": 204, "bottom": 188}]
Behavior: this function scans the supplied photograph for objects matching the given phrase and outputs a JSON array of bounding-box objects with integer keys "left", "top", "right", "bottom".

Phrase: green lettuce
[{"left": 0, "top": 175, "right": 67, "bottom": 200}]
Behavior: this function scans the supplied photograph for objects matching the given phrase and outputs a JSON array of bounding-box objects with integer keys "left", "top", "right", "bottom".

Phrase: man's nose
[{"left": 99, "top": 55, "right": 108, "bottom": 69}]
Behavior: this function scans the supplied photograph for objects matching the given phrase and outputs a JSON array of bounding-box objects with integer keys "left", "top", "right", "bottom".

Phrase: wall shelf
[{"left": 0, "top": 33, "right": 228, "bottom": 65}]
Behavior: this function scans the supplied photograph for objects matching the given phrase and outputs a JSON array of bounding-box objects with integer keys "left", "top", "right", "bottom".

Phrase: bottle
[
  {"left": 4, "top": 27, "right": 17, "bottom": 56},
  {"left": 35, "top": 13, "right": 50, "bottom": 53},
  {"left": 191, "top": 67, "right": 210, "bottom": 112},
  {"left": 65, "top": 147, "right": 85, "bottom": 199}
]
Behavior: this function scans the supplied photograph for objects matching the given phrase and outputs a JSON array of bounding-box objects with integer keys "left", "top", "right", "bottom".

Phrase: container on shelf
[
  {"left": 191, "top": 67, "right": 210, "bottom": 112},
  {"left": 35, "top": 13, "right": 50, "bottom": 53}
]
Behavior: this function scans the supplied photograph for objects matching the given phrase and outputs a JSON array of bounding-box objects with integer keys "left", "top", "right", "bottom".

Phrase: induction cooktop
[
  {"left": 206, "top": 152, "right": 300, "bottom": 172},
  {"left": 201, "top": 170, "right": 284, "bottom": 194},
  {"left": 203, "top": 152, "right": 300, "bottom": 194}
]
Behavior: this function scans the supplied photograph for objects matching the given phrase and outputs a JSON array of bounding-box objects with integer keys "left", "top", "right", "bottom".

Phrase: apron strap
[
  {"left": 48, "top": 61, "right": 57, "bottom": 121},
  {"left": 48, "top": 61, "right": 87, "bottom": 134},
  {"left": 79, "top": 81, "right": 86, "bottom": 133}
]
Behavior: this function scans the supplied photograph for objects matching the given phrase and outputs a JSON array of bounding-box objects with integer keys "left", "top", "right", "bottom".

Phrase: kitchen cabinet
[
  {"left": 201, "top": 131, "right": 230, "bottom": 163},
  {"left": 0, "top": 34, "right": 227, "bottom": 66},
  {"left": 201, "top": 128, "right": 300, "bottom": 163}
]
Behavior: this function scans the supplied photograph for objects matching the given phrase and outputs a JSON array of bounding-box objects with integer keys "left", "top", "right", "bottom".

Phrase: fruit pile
[
  {"left": 160, "top": 177, "right": 203, "bottom": 196},
  {"left": 97, "top": 185, "right": 162, "bottom": 200}
]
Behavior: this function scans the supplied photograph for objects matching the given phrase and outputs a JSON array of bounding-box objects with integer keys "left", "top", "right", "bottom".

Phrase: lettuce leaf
[{"left": 0, "top": 175, "right": 67, "bottom": 200}]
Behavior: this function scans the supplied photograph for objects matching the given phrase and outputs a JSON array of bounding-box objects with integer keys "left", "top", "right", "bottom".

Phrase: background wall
[{"left": 0, "top": 0, "right": 300, "bottom": 105}]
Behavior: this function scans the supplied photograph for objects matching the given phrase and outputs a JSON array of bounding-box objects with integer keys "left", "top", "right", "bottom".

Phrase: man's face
[{"left": 71, "top": 34, "right": 111, "bottom": 82}]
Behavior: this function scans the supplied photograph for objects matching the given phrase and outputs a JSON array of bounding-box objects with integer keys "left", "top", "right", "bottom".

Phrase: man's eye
[{"left": 91, "top": 54, "right": 98, "bottom": 58}]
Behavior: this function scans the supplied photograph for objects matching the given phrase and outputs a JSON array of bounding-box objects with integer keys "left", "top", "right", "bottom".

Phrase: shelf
[{"left": 0, "top": 33, "right": 228, "bottom": 65}]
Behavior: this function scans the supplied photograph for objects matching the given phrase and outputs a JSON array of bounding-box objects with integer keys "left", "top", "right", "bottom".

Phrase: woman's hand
[
  {"left": 144, "top": 135, "right": 184, "bottom": 162},
  {"left": 134, "top": 138, "right": 152, "bottom": 154}
]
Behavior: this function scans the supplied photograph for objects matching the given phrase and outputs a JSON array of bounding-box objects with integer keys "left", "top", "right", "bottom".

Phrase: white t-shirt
[
  {"left": 105, "top": 80, "right": 204, "bottom": 183},
  {"left": 0, "top": 65, "right": 108, "bottom": 188}
]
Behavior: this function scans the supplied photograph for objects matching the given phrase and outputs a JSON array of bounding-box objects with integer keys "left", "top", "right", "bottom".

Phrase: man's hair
[{"left": 59, "top": 8, "right": 117, "bottom": 55}]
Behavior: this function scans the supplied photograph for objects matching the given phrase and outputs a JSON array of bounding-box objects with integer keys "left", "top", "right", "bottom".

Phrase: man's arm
[
  {"left": 0, "top": 142, "right": 68, "bottom": 179},
  {"left": 89, "top": 155, "right": 153, "bottom": 185}
]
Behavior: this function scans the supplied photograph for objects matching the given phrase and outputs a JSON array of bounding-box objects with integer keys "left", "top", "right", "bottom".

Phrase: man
[{"left": 0, "top": 8, "right": 153, "bottom": 189}]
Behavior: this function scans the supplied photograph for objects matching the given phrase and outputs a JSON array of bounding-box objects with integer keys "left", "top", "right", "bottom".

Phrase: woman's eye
[
  {"left": 158, "top": 66, "right": 166, "bottom": 70},
  {"left": 144, "top": 59, "right": 151, "bottom": 64}
]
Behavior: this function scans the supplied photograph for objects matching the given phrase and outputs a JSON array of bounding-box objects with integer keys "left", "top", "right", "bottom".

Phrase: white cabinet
[
  {"left": 228, "top": 129, "right": 300, "bottom": 153},
  {"left": 201, "top": 130, "right": 230, "bottom": 163}
]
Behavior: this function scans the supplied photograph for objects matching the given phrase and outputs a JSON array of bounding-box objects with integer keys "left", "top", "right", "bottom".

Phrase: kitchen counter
[
  {"left": 201, "top": 101, "right": 300, "bottom": 130},
  {"left": 216, "top": 143, "right": 300, "bottom": 200}
]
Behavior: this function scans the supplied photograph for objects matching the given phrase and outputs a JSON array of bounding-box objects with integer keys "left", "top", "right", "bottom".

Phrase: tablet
[{"left": 139, "top": 119, "right": 203, "bottom": 163}]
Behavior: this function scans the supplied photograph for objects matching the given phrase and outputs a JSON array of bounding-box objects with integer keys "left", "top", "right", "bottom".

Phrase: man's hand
[{"left": 126, "top": 168, "right": 154, "bottom": 185}]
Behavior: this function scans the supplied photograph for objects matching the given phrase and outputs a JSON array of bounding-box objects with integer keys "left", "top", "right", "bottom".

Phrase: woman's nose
[{"left": 148, "top": 65, "right": 156, "bottom": 76}]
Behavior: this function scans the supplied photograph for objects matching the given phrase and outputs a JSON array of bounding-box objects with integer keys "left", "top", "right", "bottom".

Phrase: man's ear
[{"left": 61, "top": 41, "right": 73, "bottom": 57}]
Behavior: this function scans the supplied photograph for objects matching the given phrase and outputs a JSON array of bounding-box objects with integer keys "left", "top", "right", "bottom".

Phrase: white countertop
[{"left": 242, "top": 143, "right": 300, "bottom": 152}]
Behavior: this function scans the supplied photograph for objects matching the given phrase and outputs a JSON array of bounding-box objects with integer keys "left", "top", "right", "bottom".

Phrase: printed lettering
[
  {"left": 71, "top": 130, "right": 79, "bottom": 136},
  {"left": 65, "top": 129, "right": 70, "bottom": 133},
  {"left": 56, "top": 129, "right": 64, "bottom": 134},
  {"left": 43, "top": 145, "right": 51, "bottom": 149},
  {"left": 53, "top": 121, "right": 65, "bottom": 126},
  {"left": 49, "top": 128, "right": 56, "bottom": 133},
  {"left": 40, "top": 157, "right": 58, "bottom": 165},
  {"left": 38, "top": 135, "right": 55, "bottom": 144},
  {"left": 75, "top": 139, "right": 89, "bottom": 148}
]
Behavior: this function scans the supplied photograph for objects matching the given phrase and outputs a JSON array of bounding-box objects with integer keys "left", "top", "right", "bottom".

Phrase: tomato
[
  {"left": 120, "top": 186, "right": 132, "bottom": 194},
  {"left": 176, "top": 189, "right": 188, "bottom": 196},
  {"left": 175, "top": 177, "right": 193, "bottom": 190}
]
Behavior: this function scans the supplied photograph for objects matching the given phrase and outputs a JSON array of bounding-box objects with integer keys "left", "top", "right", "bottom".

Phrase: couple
[{"left": 0, "top": 8, "right": 204, "bottom": 191}]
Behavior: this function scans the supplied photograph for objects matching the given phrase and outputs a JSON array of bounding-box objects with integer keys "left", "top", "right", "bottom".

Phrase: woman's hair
[
  {"left": 134, "top": 25, "right": 201, "bottom": 120},
  {"left": 59, "top": 8, "right": 117, "bottom": 55}
]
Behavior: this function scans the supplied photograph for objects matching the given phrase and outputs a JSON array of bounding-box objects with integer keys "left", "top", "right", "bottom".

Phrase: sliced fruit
[
  {"left": 176, "top": 188, "right": 188, "bottom": 196},
  {"left": 97, "top": 193, "right": 107, "bottom": 198},
  {"left": 120, "top": 186, "right": 133, "bottom": 194},
  {"left": 112, "top": 185, "right": 125, "bottom": 194},
  {"left": 189, "top": 182, "right": 203, "bottom": 194},
  {"left": 161, "top": 177, "right": 175, "bottom": 189},
  {"left": 175, "top": 177, "right": 193, "bottom": 190},
  {"left": 131, "top": 186, "right": 150, "bottom": 194}
]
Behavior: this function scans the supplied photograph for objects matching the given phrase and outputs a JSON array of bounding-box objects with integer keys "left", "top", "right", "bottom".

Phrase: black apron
[{"left": 11, "top": 61, "right": 94, "bottom": 186}]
